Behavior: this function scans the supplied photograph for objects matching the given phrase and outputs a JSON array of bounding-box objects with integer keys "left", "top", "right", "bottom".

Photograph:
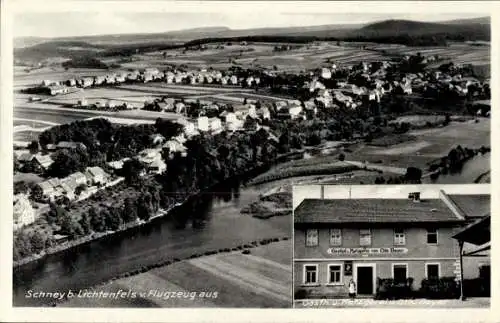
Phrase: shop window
[
  {"left": 329, "top": 229, "right": 342, "bottom": 246},
  {"left": 392, "top": 264, "right": 408, "bottom": 283},
  {"left": 426, "top": 263, "right": 440, "bottom": 279},
  {"left": 427, "top": 229, "right": 438, "bottom": 244},
  {"left": 359, "top": 229, "right": 371, "bottom": 246},
  {"left": 306, "top": 229, "right": 319, "bottom": 246},
  {"left": 328, "top": 264, "right": 342, "bottom": 284},
  {"left": 394, "top": 228, "right": 406, "bottom": 245},
  {"left": 304, "top": 264, "right": 318, "bottom": 284}
]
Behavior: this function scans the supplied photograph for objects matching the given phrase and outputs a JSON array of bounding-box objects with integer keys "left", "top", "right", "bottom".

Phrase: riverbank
[
  {"left": 13, "top": 198, "right": 187, "bottom": 268},
  {"left": 13, "top": 160, "right": 275, "bottom": 268}
]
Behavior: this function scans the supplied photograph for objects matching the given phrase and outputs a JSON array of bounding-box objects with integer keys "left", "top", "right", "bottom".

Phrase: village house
[
  {"left": 175, "top": 102, "right": 186, "bottom": 114},
  {"left": 107, "top": 157, "right": 131, "bottom": 171},
  {"left": 150, "top": 134, "right": 166, "bottom": 146},
  {"left": 57, "top": 141, "right": 86, "bottom": 150},
  {"left": 209, "top": 117, "right": 223, "bottom": 133},
  {"left": 94, "top": 75, "right": 106, "bottom": 86},
  {"left": 31, "top": 154, "right": 54, "bottom": 172},
  {"left": 34, "top": 178, "right": 63, "bottom": 202},
  {"left": 294, "top": 189, "right": 490, "bottom": 299},
  {"left": 47, "top": 85, "right": 69, "bottom": 96},
  {"left": 163, "top": 139, "right": 188, "bottom": 158},
  {"left": 85, "top": 166, "right": 110, "bottom": 186},
  {"left": 197, "top": 116, "right": 210, "bottom": 132},
  {"left": 13, "top": 194, "right": 36, "bottom": 230},
  {"left": 289, "top": 105, "right": 304, "bottom": 120},
  {"left": 321, "top": 68, "right": 332, "bottom": 80}
]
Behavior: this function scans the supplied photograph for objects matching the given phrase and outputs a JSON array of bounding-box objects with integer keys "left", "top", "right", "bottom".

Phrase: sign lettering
[{"left": 327, "top": 247, "right": 409, "bottom": 256}]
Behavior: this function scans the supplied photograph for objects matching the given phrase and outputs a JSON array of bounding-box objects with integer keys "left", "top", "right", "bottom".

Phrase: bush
[
  {"left": 375, "top": 278, "right": 415, "bottom": 300},
  {"left": 294, "top": 289, "right": 309, "bottom": 300},
  {"left": 420, "top": 277, "right": 460, "bottom": 299},
  {"left": 463, "top": 278, "right": 490, "bottom": 297},
  {"left": 242, "top": 249, "right": 251, "bottom": 255}
]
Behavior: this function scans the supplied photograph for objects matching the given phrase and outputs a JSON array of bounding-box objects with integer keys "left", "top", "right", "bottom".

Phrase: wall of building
[
  {"left": 294, "top": 258, "right": 458, "bottom": 298},
  {"left": 294, "top": 226, "right": 462, "bottom": 260}
]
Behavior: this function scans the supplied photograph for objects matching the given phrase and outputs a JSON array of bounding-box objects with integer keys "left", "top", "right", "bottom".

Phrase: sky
[{"left": 11, "top": 2, "right": 489, "bottom": 38}]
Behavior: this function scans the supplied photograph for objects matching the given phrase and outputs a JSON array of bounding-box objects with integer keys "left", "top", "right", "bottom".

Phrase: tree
[
  {"left": 28, "top": 140, "right": 39, "bottom": 154},
  {"left": 338, "top": 153, "right": 346, "bottom": 162},
  {"left": 122, "top": 198, "right": 138, "bottom": 223},
  {"left": 59, "top": 214, "right": 83, "bottom": 239},
  {"left": 105, "top": 206, "right": 123, "bottom": 230},
  {"left": 122, "top": 158, "right": 144, "bottom": 186},
  {"left": 29, "top": 231, "right": 47, "bottom": 254},
  {"left": 79, "top": 211, "right": 92, "bottom": 234},
  {"left": 89, "top": 207, "right": 105, "bottom": 232},
  {"left": 405, "top": 167, "right": 422, "bottom": 183},
  {"left": 14, "top": 181, "right": 30, "bottom": 195}
]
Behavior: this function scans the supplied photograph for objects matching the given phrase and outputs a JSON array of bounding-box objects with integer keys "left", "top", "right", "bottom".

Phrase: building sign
[
  {"left": 327, "top": 247, "right": 409, "bottom": 256},
  {"left": 344, "top": 261, "right": 353, "bottom": 276}
]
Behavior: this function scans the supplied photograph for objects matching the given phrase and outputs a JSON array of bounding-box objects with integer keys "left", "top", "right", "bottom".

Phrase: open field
[
  {"left": 353, "top": 119, "right": 490, "bottom": 165},
  {"left": 122, "top": 41, "right": 489, "bottom": 72},
  {"left": 60, "top": 240, "right": 291, "bottom": 308},
  {"left": 250, "top": 158, "right": 360, "bottom": 185}
]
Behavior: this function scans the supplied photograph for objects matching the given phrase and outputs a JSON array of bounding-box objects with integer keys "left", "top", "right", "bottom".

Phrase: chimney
[
  {"left": 408, "top": 192, "right": 421, "bottom": 202},
  {"left": 320, "top": 185, "right": 325, "bottom": 199}
]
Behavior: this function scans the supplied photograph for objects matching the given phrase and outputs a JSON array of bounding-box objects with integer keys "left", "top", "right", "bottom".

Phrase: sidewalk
[{"left": 294, "top": 297, "right": 490, "bottom": 308}]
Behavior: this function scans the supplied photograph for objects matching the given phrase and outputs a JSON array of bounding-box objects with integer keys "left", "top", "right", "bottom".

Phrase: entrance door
[
  {"left": 356, "top": 266, "right": 374, "bottom": 295},
  {"left": 479, "top": 265, "right": 490, "bottom": 296}
]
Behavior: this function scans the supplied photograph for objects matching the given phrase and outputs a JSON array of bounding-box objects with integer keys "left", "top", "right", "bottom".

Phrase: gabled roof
[
  {"left": 447, "top": 194, "right": 490, "bottom": 218},
  {"left": 18, "top": 153, "right": 34, "bottom": 162},
  {"left": 34, "top": 154, "right": 54, "bottom": 168},
  {"left": 294, "top": 198, "right": 463, "bottom": 224},
  {"left": 453, "top": 215, "right": 490, "bottom": 246}
]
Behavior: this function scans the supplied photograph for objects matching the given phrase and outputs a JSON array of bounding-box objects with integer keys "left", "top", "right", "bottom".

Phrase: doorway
[{"left": 355, "top": 264, "right": 376, "bottom": 295}]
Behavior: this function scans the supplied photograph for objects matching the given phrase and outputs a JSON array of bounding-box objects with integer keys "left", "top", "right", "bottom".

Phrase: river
[
  {"left": 425, "top": 153, "right": 490, "bottom": 184},
  {"left": 13, "top": 180, "right": 291, "bottom": 307}
]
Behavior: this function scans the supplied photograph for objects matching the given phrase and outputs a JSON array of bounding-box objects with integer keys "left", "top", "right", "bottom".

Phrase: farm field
[
  {"left": 59, "top": 240, "right": 292, "bottom": 308},
  {"left": 250, "top": 158, "right": 361, "bottom": 185},
  {"left": 14, "top": 67, "right": 110, "bottom": 88}
]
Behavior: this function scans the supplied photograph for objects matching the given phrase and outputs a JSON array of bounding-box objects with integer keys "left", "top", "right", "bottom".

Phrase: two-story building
[{"left": 293, "top": 190, "right": 476, "bottom": 299}]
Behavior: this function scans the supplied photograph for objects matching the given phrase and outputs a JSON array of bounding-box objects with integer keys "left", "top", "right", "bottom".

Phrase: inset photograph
[{"left": 293, "top": 184, "right": 490, "bottom": 308}]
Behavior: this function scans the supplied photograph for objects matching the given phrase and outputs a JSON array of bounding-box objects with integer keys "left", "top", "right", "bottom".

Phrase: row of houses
[
  {"left": 34, "top": 166, "right": 111, "bottom": 202},
  {"left": 40, "top": 67, "right": 263, "bottom": 96}
]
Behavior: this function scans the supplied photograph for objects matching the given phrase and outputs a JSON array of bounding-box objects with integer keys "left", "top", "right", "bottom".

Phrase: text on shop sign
[{"left": 327, "top": 247, "right": 409, "bottom": 255}]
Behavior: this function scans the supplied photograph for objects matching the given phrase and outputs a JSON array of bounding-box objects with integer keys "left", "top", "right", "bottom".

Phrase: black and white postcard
[{"left": 0, "top": 1, "right": 497, "bottom": 322}]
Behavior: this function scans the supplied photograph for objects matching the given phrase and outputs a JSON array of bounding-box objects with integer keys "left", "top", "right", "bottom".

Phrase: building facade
[{"left": 293, "top": 190, "right": 488, "bottom": 299}]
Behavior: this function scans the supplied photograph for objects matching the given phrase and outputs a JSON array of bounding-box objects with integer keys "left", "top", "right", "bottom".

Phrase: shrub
[
  {"left": 294, "top": 289, "right": 309, "bottom": 300},
  {"left": 463, "top": 278, "right": 490, "bottom": 297},
  {"left": 242, "top": 249, "right": 251, "bottom": 255},
  {"left": 375, "top": 277, "right": 415, "bottom": 300},
  {"left": 420, "top": 277, "right": 460, "bottom": 299}
]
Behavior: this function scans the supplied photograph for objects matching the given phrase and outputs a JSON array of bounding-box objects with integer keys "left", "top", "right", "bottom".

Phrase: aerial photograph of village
[{"left": 11, "top": 4, "right": 490, "bottom": 309}]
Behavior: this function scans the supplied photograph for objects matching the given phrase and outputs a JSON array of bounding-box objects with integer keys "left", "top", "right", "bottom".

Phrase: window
[
  {"left": 394, "top": 228, "right": 406, "bottom": 245},
  {"left": 427, "top": 229, "right": 438, "bottom": 244},
  {"left": 426, "top": 263, "right": 440, "bottom": 280},
  {"left": 306, "top": 229, "right": 319, "bottom": 246},
  {"left": 359, "top": 229, "right": 371, "bottom": 246},
  {"left": 329, "top": 229, "right": 342, "bottom": 246},
  {"left": 304, "top": 265, "right": 318, "bottom": 284},
  {"left": 392, "top": 264, "right": 408, "bottom": 283},
  {"left": 328, "top": 264, "right": 342, "bottom": 284}
]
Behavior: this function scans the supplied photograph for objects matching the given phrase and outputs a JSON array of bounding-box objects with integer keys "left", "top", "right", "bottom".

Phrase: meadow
[{"left": 59, "top": 240, "right": 292, "bottom": 308}]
